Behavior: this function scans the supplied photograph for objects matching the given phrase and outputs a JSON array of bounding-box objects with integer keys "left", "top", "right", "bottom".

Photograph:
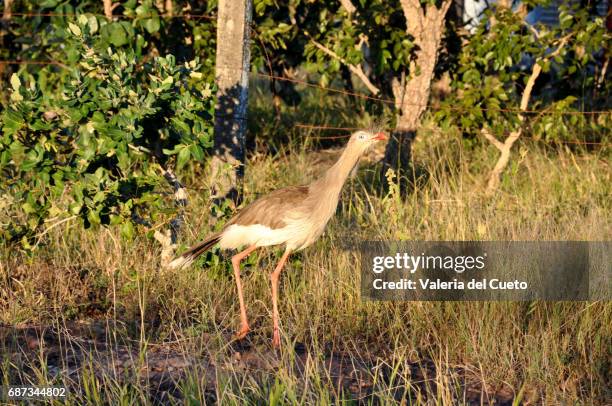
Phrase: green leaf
[
  {"left": 68, "top": 22, "right": 82, "bottom": 36},
  {"left": 22, "top": 202, "right": 35, "bottom": 214},
  {"left": 190, "top": 144, "right": 204, "bottom": 162},
  {"left": 87, "top": 210, "right": 101, "bottom": 226},
  {"left": 176, "top": 146, "right": 190, "bottom": 169},
  {"left": 2, "top": 109, "right": 24, "bottom": 134},
  {"left": 10, "top": 74, "right": 20, "bottom": 91},
  {"left": 121, "top": 221, "right": 135, "bottom": 240},
  {"left": 101, "top": 23, "right": 129, "bottom": 47},
  {"left": 144, "top": 17, "right": 160, "bottom": 34},
  {"left": 171, "top": 118, "right": 190, "bottom": 134},
  {"left": 88, "top": 16, "right": 99, "bottom": 34}
]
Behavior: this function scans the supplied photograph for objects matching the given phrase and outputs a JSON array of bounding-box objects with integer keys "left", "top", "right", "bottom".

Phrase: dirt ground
[{"left": 1, "top": 320, "right": 518, "bottom": 404}]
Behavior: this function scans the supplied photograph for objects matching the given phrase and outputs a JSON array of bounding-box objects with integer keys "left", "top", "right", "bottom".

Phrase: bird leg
[
  {"left": 231, "top": 244, "right": 258, "bottom": 339},
  {"left": 270, "top": 249, "right": 291, "bottom": 348}
]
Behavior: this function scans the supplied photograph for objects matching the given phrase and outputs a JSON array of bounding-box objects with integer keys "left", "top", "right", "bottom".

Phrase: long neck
[{"left": 312, "top": 144, "right": 361, "bottom": 195}]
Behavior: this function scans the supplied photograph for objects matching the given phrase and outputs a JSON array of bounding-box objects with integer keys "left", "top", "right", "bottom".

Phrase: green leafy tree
[
  {"left": 1, "top": 0, "right": 218, "bottom": 95},
  {"left": 436, "top": 2, "right": 610, "bottom": 193},
  {"left": 252, "top": 0, "right": 453, "bottom": 180},
  {"left": 1, "top": 16, "right": 215, "bottom": 256}
]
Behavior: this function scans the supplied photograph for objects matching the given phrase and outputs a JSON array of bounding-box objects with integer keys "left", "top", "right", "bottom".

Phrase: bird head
[{"left": 348, "top": 130, "right": 388, "bottom": 153}]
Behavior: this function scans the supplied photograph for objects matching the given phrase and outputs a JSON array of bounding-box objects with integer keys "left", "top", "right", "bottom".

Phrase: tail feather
[{"left": 168, "top": 233, "right": 221, "bottom": 269}]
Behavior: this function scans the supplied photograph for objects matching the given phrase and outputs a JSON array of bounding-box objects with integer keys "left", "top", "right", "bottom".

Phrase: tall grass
[{"left": 1, "top": 85, "right": 610, "bottom": 404}]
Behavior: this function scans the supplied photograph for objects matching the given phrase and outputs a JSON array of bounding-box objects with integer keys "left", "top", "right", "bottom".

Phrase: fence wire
[
  {"left": 2, "top": 60, "right": 610, "bottom": 116},
  {"left": 1, "top": 9, "right": 610, "bottom": 145},
  {"left": 1, "top": 58, "right": 609, "bottom": 146},
  {"left": 6, "top": 12, "right": 216, "bottom": 20}
]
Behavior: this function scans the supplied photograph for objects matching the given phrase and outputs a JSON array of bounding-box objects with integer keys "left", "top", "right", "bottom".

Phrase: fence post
[{"left": 210, "top": 0, "right": 253, "bottom": 208}]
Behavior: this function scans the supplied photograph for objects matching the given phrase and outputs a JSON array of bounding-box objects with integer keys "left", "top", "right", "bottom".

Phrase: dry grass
[{"left": 1, "top": 108, "right": 611, "bottom": 404}]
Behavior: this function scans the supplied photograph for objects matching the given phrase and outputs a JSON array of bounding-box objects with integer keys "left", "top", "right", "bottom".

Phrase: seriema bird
[{"left": 169, "top": 130, "right": 387, "bottom": 347}]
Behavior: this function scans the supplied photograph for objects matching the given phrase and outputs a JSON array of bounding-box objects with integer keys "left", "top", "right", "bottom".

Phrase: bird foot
[
  {"left": 272, "top": 330, "right": 281, "bottom": 348},
  {"left": 234, "top": 325, "right": 250, "bottom": 340}
]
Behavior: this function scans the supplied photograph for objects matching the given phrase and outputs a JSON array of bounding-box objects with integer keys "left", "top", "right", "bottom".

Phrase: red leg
[
  {"left": 231, "top": 244, "right": 258, "bottom": 339},
  {"left": 270, "top": 249, "right": 291, "bottom": 348}
]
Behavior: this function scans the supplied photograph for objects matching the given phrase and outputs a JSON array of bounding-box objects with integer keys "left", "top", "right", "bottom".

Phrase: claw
[
  {"left": 234, "top": 325, "right": 250, "bottom": 340},
  {"left": 272, "top": 330, "right": 281, "bottom": 348}
]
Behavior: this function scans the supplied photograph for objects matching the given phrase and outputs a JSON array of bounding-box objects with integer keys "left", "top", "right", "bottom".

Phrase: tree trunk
[
  {"left": 211, "top": 0, "right": 252, "bottom": 207},
  {"left": 383, "top": 0, "right": 451, "bottom": 180},
  {"left": 2, "top": 0, "right": 12, "bottom": 19}
]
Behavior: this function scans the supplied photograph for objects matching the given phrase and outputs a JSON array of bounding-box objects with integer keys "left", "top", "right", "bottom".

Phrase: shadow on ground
[{"left": 1, "top": 321, "right": 515, "bottom": 404}]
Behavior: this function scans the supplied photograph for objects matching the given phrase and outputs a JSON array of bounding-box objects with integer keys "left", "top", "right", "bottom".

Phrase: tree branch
[
  {"left": 481, "top": 128, "right": 504, "bottom": 151},
  {"left": 102, "top": 0, "right": 114, "bottom": 18},
  {"left": 157, "top": 167, "right": 187, "bottom": 267},
  {"left": 308, "top": 37, "right": 380, "bottom": 95},
  {"left": 132, "top": 140, "right": 190, "bottom": 266},
  {"left": 438, "top": 0, "right": 453, "bottom": 21},
  {"left": 485, "top": 64, "right": 540, "bottom": 194},
  {"left": 518, "top": 34, "right": 569, "bottom": 114},
  {"left": 400, "top": 0, "right": 424, "bottom": 39},
  {"left": 485, "top": 34, "right": 571, "bottom": 194},
  {"left": 597, "top": 56, "right": 608, "bottom": 90}
]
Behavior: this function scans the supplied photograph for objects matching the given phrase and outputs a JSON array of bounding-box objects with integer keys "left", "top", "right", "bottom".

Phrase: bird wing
[{"left": 226, "top": 185, "right": 310, "bottom": 230}]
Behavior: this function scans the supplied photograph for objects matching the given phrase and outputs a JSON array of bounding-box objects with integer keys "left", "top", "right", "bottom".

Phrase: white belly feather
[
  {"left": 219, "top": 190, "right": 340, "bottom": 252},
  {"left": 218, "top": 224, "right": 296, "bottom": 249},
  {"left": 219, "top": 211, "right": 333, "bottom": 251}
]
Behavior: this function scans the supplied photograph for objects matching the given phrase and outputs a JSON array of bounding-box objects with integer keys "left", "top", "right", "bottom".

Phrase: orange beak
[{"left": 373, "top": 132, "right": 387, "bottom": 141}]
